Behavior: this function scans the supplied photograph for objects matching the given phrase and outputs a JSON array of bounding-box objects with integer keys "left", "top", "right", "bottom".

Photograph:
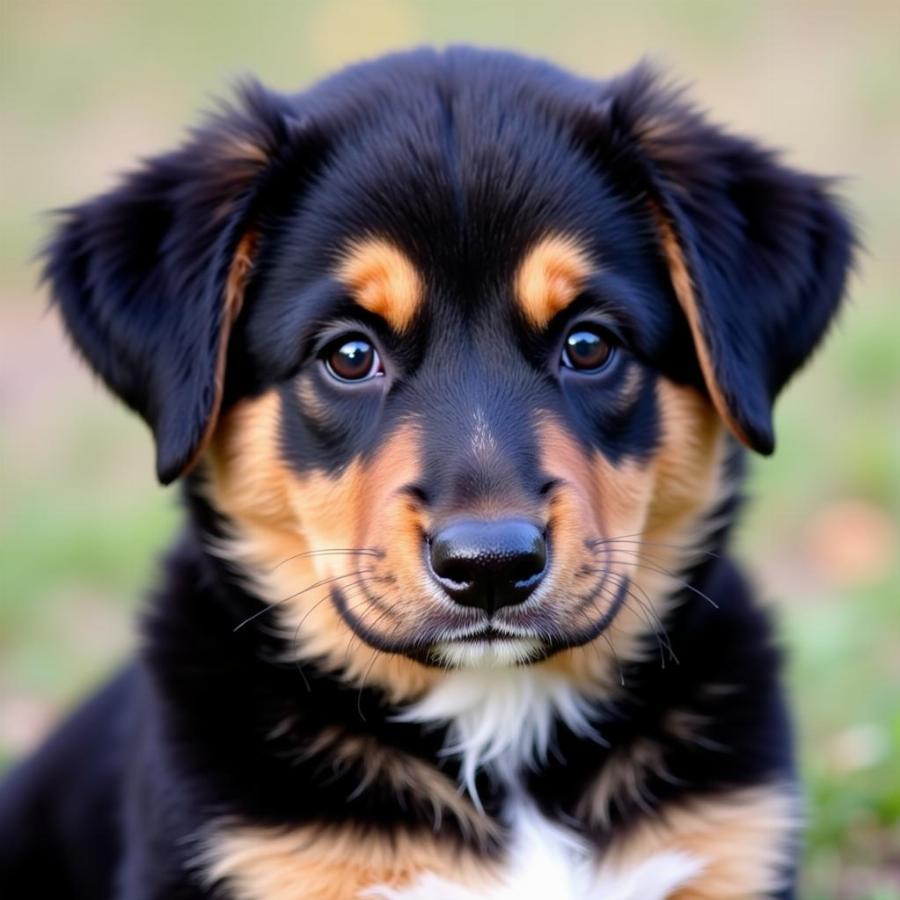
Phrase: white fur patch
[
  {"left": 366, "top": 801, "right": 703, "bottom": 899},
  {"left": 388, "top": 664, "right": 704, "bottom": 897},
  {"left": 395, "top": 667, "right": 602, "bottom": 804},
  {"left": 431, "top": 638, "right": 544, "bottom": 669},
  {"left": 591, "top": 851, "right": 705, "bottom": 900}
]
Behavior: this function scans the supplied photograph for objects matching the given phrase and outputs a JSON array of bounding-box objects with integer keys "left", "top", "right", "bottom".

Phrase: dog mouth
[
  {"left": 330, "top": 572, "right": 631, "bottom": 668},
  {"left": 430, "top": 633, "right": 547, "bottom": 668},
  {"left": 448, "top": 626, "right": 527, "bottom": 643}
]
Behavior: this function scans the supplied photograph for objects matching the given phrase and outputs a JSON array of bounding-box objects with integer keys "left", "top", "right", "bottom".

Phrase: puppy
[{"left": 0, "top": 48, "right": 854, "bottom": 899}]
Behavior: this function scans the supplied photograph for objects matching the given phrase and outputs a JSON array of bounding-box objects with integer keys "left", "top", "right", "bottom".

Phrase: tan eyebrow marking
[
  {"left": 337, "top": 238, "right": 423, "bottom": 333},
  {"left": 514, "top": 234, "right": 595, "bottom": 329}
]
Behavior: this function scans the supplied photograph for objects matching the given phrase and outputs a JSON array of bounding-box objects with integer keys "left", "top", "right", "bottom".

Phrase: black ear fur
[
  {"left": 597, "top": 64, "right": 856, "bottom": 453},
  {"left": 42, "top": 81, "right": 308, "bottom": 483}
]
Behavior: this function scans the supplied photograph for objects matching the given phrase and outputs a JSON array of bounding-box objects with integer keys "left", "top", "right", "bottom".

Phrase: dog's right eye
[{"left": 323, "top": 336, "right": 383, "bottom": 383}]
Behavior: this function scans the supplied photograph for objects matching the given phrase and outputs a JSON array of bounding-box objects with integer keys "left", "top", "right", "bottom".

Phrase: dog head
[{"left": 44, "top": 50, "right": 854, "bottom": 693}]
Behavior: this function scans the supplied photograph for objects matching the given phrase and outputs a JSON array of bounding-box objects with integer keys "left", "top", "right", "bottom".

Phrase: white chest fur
[
  {"left": 377, "top": 668, "right": 704, "bottom": 900},
  {"left": 393, "top": 666, "right": 602, "bottom": 802}
]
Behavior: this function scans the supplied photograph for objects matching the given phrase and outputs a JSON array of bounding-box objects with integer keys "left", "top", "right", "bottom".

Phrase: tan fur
[
  {"left": 644, "top": 379, "right": 726, "bottom": 535},
  {"left": 576, "top": 737, "right": 668, "bottom": 828},
  {"left": 577, "top": 707, "right": 720, "bottom": 830},
  {"left": 652, "top": 206, "right": 751, "bottom": 449},
  {"left": 300, "top": 727, "right": 498, "bottom": 845},
  {"left": 201, "top": 783, "right": 795, "bottom": 900},
  {"left": 183, "top": 229, "right": 259, "bottom": 477},
  {"left": 338, "top": 238, "right": 423, "bottom": 333},
  {"left": 202, "top": 823, "right": 496, "bottom": 900},
  {"left": 197, "top": 269, "right": 775, "bottom": 900},
  {"left": 514, "top": 234, "right": 594, "bottom": 329},
  {"left": 537, "top": 378, "right": 726, "bottom": 685},
  {"left": 599, "top": 784, "right": 801, "bottom": 898},
  {"left": 613, "top": 365, "right": 645, "bottom": 414},
  {"left": 294, "top": 372, "right": 332, "bottom": 428},
  {"left": 205, "top": 363, "right": 727, "bottom": 702},
  {"left": 206, "top": 395, "right": 441, "bottom": 702}
]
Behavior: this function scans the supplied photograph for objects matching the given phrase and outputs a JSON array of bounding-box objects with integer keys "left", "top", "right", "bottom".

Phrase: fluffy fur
[
  {"left": 0, "top": 46, "right": 854, "bottom": 899},
  {"left": 395, "top": 667, "right": 602, "bottom": 804}
]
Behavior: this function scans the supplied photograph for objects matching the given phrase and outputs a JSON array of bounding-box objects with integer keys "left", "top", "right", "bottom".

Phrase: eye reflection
[
  {"left": 324, "top": 337, "right": 382, "bottom": 382},
  {"left": 561, "top": 326, "right": 616, "bottom": 373}
]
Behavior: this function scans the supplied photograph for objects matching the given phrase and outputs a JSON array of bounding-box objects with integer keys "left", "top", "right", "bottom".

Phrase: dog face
[{"left": 44, "top": 50, "right": 853, "bottom": 688}]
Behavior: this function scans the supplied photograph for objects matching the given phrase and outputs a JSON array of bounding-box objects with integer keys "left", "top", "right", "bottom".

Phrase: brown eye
[
  {"left": 561, "top": 326, "right": 616, "bottom": 372},
  {"left": 324, "top": 337, "right": 382, "bottom": 382}
]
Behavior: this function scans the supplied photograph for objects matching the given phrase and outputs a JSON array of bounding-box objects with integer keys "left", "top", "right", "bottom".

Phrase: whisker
[
  {"left": 357, "top": 647, "right": 385, "bottom": 723},
  {"left": 589, "top": 535, "right": 719, "bottom": 559},
  {"left": 271, "top": 548, "right": 381, "bottom": 572},
  {"left": 342, "top": 594, "right": 391, "bottom": 666},
  {"left": 290, "top": 579, "right": 376, "bottom": 643},
  {"left": 568, "top": 582, "right": 625, "bottom": 687},
  {"left": 233, "top": 569, "right": 373, "bottom": 632},
  {"left": 278, "top": 569, "right": 375, "bottom": 608},
  {"left": 602, "top": 570, "right": 676, "bottom": 654},
  {"left": 599, "top": 630, "right": 625, "bottom": 688},
  {"left": 588, "top": 531, "right": 719, "bottom": 559},
  {"left": 287, "top": 588, "right": 376, "bottom": 687},
  {"left": 590, "top": 544, "right": 712, "bottom": 570},
  {"left": 589, "top": 551, "right": 719, "bottom": 610},
  {"left": 607, "top": 574, "right": 678, "bottom": 667},
  {"left": 601, "top": 576, "right": 664, "bottom": 661}
]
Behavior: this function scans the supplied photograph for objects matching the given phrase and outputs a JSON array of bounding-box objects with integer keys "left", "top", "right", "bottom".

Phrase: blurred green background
[{"left": 0, "top": 1, "right": 897, "bottom": 896}]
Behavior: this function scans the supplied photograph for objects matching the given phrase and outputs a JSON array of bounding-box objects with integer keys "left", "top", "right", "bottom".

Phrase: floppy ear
[
  {"left": 42, "top": 82, "right": 313, "bottom": 483},
  {"left": 597, "top": 65, "right": 856, "bottom": 454}
]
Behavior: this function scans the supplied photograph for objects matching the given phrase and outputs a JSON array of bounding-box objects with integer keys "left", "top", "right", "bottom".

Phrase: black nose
[{"left": 429, "top": 519, "right": 547, "bottom": 613}]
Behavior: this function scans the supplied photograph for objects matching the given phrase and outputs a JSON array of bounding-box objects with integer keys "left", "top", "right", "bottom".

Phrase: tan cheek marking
[
  {"left": 644, "top": 380, "right": 725, "bottom": 537},
  {"left": 535, "top": 418, "right": 653, "bottom": 687},
  {"left": 591, "top": 450, "right": 655, "bottom": 541},
  {"left": 535, "top": 418, "right": 602, "bottom": 592},
  {"left": 538, "top": 416, "right": 654, "bottom": 570},
  {"left": 592, "top": 382, "right": 725, "bottom": 675},
  {"left": 207, "top": 402, "right": 440, "bottom": 701},
  {"left": 652, "top": 206, "right": 751, "bottom": 449},
  {"left": 202, "top": 823, "right": 497, "bottom": 900},
  {"left": 207, "top": 390, "right": 296, "bottom": 531},
  {"left": 281, "top": 424, "right": 444, "bottom": 701},
  {"left": 338, "top": 238, "right": 423, "bottom": 333},
  {"left": 600, "top": 784, "right": 800, "bottom": 898},
  {"left": 515, "top": 234, "right": 595, "bottom": 329},
  {"left": 535, "top": 384, "right": 726, "bottom": 684}
]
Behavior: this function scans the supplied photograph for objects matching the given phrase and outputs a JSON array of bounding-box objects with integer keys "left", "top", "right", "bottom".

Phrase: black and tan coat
[{"left": 0, "top": 47, "right": 854, "bottom": 899}]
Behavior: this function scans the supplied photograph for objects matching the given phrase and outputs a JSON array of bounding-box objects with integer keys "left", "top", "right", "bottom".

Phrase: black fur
[{"left": 2, "top": 47, "right": 854, "bottom": 898}]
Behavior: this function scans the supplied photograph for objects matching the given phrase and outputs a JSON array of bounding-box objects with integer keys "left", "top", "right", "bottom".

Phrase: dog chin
[{"left": 431, "top": 637, "right": 545, "bottom": 668}]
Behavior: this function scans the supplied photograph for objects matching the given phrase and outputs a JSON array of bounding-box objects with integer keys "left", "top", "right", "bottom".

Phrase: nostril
[
  {"left": 509, "top": 540, "right": 547, "bottom": 585},
  {"left": 435, "top": 559, "right": 474, "bottom": 588},
  {"left": 428, "top": 519, "right": 548, "bottom": 612},
  {"left": 428, "top": 533, "right": 472, "bottom": 586}
]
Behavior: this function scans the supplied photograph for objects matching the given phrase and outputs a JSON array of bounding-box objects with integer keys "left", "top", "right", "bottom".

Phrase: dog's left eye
[
  {"left": 323, "top": 336, "right": 383, "bottom": 382},
  {"left": 561, "top": 325, "right": 617, "bottom": 372}
]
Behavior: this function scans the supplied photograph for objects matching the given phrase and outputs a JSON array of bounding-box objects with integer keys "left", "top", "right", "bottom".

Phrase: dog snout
[{"left": 428, "top": 519, "right": 547, "bottom": 614}]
